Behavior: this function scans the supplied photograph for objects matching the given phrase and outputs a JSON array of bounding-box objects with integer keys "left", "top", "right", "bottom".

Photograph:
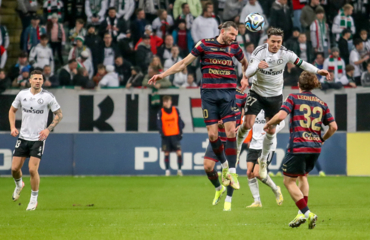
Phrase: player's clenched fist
[
  {"left": 148, "top": 74, "right": 164, "bottom": 85},
  {"left": 10, "top": 128, "right": 19, "bottom": 137},
  {"left": 258, "top": 61, "right": 269, "bottom": 69}
]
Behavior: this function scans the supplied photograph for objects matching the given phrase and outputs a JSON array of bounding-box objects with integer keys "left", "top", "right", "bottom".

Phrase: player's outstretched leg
[
  {"left": 236, "top": 115, "right": 255, "bottom": 163},
  {"left": 204, "top": 157, "right": 225, "bottom": 206},
  {"left": 11, "top": 157, "right": 26, "bottom": 201},
  {"left": 177, "top": 151, "right": 183, "bottom": 176},
  {"left": 164, "top": 153, "right": 170, "bottom": 176},
  {"left": 27, "top": 157, "right": 40, "bottom": 211},
  {"left": 259, "top": 126, "right": 277, "bottom": 179},
  {"left": 224, "top": 121, "right": 239, "bottom": 190},
  {"left": 247, "top": 178, "right": 262, "bottom": 208},
  {"left": 260, "top": 175, "right": 283, "bottom": 206},
  {"left": 223, "top": 186, "right": 233, "bottom": 211}
]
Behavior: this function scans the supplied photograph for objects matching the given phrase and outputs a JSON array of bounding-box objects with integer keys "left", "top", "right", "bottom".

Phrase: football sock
[
  {"left": 31, "top": 190, "right": 38, "bottom": 202},
  {"left": 14, "top": 178, "right": 22, "bottom": 188},
  {"left": 248, "top": 178, "right": 260, "bottom": 202},
  {"left": 226, "top": 186, "right": 234, "bottom": 198},
  {"left": 237, "top": 126, "right": 250, "bottom": 150},
  {"left": 177, "top": 155, "right": 182, "bottom": 170},
  {"left": 260, "top": 133, "right": 276, "bottom": 161},
  {"left": 221, "top": 161, "right": 229, "bottom": 169},
  {"left": 225, "top": 137, "right": 237, "bottom": 168},
  {"left": 229, "top": 168, "right": 236, "bottom": 174},
  {"left": 295, "top": 198, "right": 310, "bottom": 217},
  {"left": 209, "top": 137, "right": 227, "bottom": 164},
  {"left": 164, "top": 155, "right": 169, "bottom": 170},
  {"left": 304, "top": 196, "right": 308, "bottom": 204},
  {"left": 261, "top": 175, "right": 278, "bottom": 192},
  {"left": 206, "top": 169, "right": 221, "bottom": 189},
  {"left": 225, "top": 195, "right": 232, "bottom": 203}
]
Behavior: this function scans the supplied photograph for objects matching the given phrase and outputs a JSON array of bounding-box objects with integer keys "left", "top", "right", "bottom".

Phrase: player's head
[
  {"left": 298, "top": 71, "right": 321, "bottom": 92},
  {"left": 162, "top": 96, "right": 172, "bottom": 108},
  {"left": 218, "top": 21, "right": 238, "bottom": 45},
  {"left": 267, "top": 28, "right": 283, "bottom": 53},
  {"left": 29, "top": 69, "right": 44, "bottom": 89}
]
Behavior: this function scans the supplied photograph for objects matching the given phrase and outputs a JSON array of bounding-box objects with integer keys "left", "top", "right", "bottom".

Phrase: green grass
[{"left": 0, "top": 176, "right": 369, "bottom": 240}]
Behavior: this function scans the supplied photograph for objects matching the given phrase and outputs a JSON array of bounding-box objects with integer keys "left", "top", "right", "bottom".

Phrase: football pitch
[{"left": 0, "top": 176, "right": 369, "bottom": 240}]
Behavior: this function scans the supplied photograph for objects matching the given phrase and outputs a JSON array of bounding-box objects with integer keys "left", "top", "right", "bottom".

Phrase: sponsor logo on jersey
[
  {"left": 259, "top": 69, "right": 283, "bottom": 75},
  {"left": 209, "top": 69, "right": 231, "bottom": 75},
  {"left": 209, "top": 58, "right": 233, "bottom": 66},
  {"left": 37, "top": 98, "right": 44, "bottom": 104},
  {"left": 22, "top": 107, "right": 44, "bottom": 114},
  {"left": 302, "top": 132, "right": 321, "bottom": 141},
  {"left": 23, "top": 98, "right": 27, "bottom": 102}
]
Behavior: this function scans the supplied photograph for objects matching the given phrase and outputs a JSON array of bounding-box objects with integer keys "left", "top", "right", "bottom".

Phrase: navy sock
[
  {"left": 209, "top": 138, "right": 227, "bottom": 164},
  {"left": 177, "top": 155, "right": 182, "bottom": 170},
  {"left": 225, "top": 137, "right": 237, "bottom": 168},
  {"left": 206, "top": 169, "right": 221, "bottom": 188},
  {"left": 165, "top": 155, "right": 169, "bottom": 170},
  {"left": 227, "top": 185, "right": 234, "bottom": 197}
]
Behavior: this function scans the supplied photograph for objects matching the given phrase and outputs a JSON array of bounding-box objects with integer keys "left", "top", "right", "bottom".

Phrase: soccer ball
[{"left": 245, "top": 13, "right": 265, "bottom": 32}]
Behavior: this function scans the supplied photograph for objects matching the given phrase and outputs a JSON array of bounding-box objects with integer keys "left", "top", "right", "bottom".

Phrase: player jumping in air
[
  {"left": 149, "top": 21, "right": 249, "bottom": 189},
  {"left": 264, "top": 71, "right": 337, "bottom": 229},
  {"left": 9, "top": 70, "right": 63, "bottom": 211},
  {"left": 236, "top": 28, "right": 330, "bottom": 179},
  {"left": 203, "top": 88, "right": 247, "bottom": 211}
]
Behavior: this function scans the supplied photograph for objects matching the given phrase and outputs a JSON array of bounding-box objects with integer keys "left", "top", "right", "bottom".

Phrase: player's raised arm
[
  {"left": 39, "top": 108, "right": 63, "bottom": 141},
  {"left": 148, "top": 53, "right": 197, "bottom": 85},
  {"left": 288, "top": 52, "right": 330, "bottom": 80},
  {"left": 9, "top": 106, "right": 19, "bottom": 137}
]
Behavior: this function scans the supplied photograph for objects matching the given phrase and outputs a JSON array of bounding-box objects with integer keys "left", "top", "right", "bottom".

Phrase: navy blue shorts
[
  {"left": 282, "top": 153, "right": 320, "bottom": 177},
  {"left": 201, "top": 89, "right": 240, "bottom": 126},
  {"left": 204, "top": 142, "right": 225, "bottom": 162}
]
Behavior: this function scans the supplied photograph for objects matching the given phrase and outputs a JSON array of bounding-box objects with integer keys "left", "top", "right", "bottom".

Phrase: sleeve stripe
[{"left": 294, "top": 58, "right": 303, "bottom": 67}]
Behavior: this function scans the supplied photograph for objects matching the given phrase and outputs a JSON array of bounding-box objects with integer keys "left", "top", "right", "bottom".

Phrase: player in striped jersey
[
  {"left": 149, "top": 21, "right": 249, "bottom": 190},
  {"left": 203, "top": 88, "right": 247, "bottom": 211},
  {"left": 236, "top": 28, "right": 331, "bottom": 180},
  {"left": 264, "top": 71, "right": 337, "bottom": 229}
]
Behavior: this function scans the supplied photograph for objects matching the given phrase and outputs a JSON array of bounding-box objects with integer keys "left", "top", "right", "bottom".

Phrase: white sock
[
  {"left": 260, "top": 133, "right": 275, "bottom": 161},
  {"left": 225, "top": 196, "right": 232, "bottom": 203},
  {"left": 304, "top": 210, "right": 311, "bottom": 218},
  {"left": 298, "top": 210, "right": 303, "bottom": 214},
  {"left": 248, "top": 178, "right": 260, "bottom": 202},
  {"left": 14, "top": 178, "right": 23, "bottom": 188},
  {"left": 229, "top": 168, "right": 236, "bottom": 174},
  {"left": 221, "top": 161, "right": 229, "bottom": 169},
  {"left": 237, "top": 126, "right": 250, "bottom": 150},
  {"left": 216, "top": 185, "right": 222, "bottom": 191},
  {"left": 30, "top": 190, "right": 38, "bottom": 202},
  {"left": 261, "top": 175, "right": 278, "bottom": 192}
]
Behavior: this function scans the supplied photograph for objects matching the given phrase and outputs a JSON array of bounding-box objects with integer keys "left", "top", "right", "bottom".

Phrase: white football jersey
[
  {"left": 12, "top": 88, "right": 60, "bottom": 141},
  {"left": 248, "top": 43, "right": 300, "bottom": 97}
]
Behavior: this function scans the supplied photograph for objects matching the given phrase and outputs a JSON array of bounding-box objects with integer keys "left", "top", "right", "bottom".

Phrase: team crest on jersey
[
  {"left": 277, "top": 59, "right": 283, "bottom": 65},
  {"left": 37, "top": 98, "right": 44, "bottom": 104}
]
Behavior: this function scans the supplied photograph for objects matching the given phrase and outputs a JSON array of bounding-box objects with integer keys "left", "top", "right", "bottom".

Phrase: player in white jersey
[
  {"left": 9, "top": 70, "right": 63, "bottom": 211},
  {"left": 244, "top": 110, "right": 285, "bottom": 208},
  {"left": 236, "top": 28, "right": 330, "bottom": 179}
]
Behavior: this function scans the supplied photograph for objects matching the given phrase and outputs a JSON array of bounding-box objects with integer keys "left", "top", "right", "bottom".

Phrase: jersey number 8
[{"left": 299, "top": 104, "right": 323, "bottom": 131}]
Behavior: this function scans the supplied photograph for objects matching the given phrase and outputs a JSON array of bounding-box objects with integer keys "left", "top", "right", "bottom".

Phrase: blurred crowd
[{"left": 0, "top": 0, "right": 369, "bottom": 94}]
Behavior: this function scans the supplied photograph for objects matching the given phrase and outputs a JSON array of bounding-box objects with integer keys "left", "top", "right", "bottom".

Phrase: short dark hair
[
  {"left": 0, "top": 68, "right": 5, "bottom": 73},
  {"left": 345, "top": 64, "right": 355, "bottom": 72},
  {"left": 108, "top": 7, "right": 116, "bottom": 11},
  {"left": 157, "top": 9, "right": 166, "bottom": 17},
  {"left": 267, "top": 28, "right": 284, "bottom": 39},
  {"left": 68, "top": 59, "right": 77, "bottom": 64},
  {"left": 354, "top": 38, "right": 363, "bottom": 46},
  {"left": 43, "top": 65, "right": 51, "bottom": 69},
  {"left": 163, "top": 95, "right": 172, "bottom": 102},
  {"left": 298, "top": 71, "right": 321, "bottom": 91},
  {"left": 181, "top": 3, "right": 188, "bottom": 9},
  {"left": 218, "top": 21, "right": 238, "bottom": 30},
  {"left": 315, "top": 52, "right": 325, "bottom": 58},
  {"left": 115, "top": 55, "right": 123, "bottom": 60},
  {"left": 136, "top": 8, "right": 143, "bottom": 15},
  {"left": 97, "top": 64, "right": 106, "bottom": 70},
  {"left": 76, "top": 18, "right": 85, "bottom": 25},
  {"left": 19, "top": 52, "right": 28, "bottom": 58},
  {"left": 245, "top": 42, "right": 254, "bottom": 48},
  {"left": 30, "top": 69, "right": 43, "bottom": 79},
  {"left": 342, "top": 28, "right": 352, "bottom": 35},
  {"left": 40, "top": 34, "right": 48, "bottom": 40},
  {"left": 202, "top": 2, "right": 213, "bottom": 14}
]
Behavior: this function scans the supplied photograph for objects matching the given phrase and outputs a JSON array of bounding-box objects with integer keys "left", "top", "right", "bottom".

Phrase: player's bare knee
[
  {"left": 29, "top": 168, "right": 38, "bottom": 176},
  {"left": 208, "top": 132, "right": 218, "bottom": 141},
  {"left": 247, "top": 170, "right": 254, "bottom": 179},
  {"left": 11, "top": 166, "right": 21, "bottom": 173}
]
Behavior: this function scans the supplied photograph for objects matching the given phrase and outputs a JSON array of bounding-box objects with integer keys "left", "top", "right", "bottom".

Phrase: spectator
[
  {"left": 236, "top": 23, "right": 251, "bottom": 55},
  {"left": 8, "top": 52, "right": 32, "bottom": 81},
  {"left": 0, "top": 69, "right": 11, "bottom": 94},
  {"left": 22, "top": 16, "right": 46, "bottom": 52},
  {"left": 172, "top": 19, "right": 194, "bottom": 57},
  {"left": 142, "top": 66, "right": 172, "bottom": 88},
  {"left": 298, "top": 33, "right": 315, "bottom": 64},
  {"left": 157, "top": 35, "right": 174, "bottom": 64},
  {"left": 93, "top": 64, "right": 106, "bottom": 85},
  {"left": 114, "top": 55, "right": 132, "bottom": 86},
  {"left": 174, "top": 3, "right": 194, "bottom": 30},
  {"left": 126, "top": 66, "right": 144, "bottom": 88},
  {"left": 98, "top": 65, "right": 119, "bottom": 87},
  {"left": 191, "top": 6, "right": 218, "bottom": 44},
  {"left": 245, "top": 42, "right": 255, "bottom": 62},
  {"left": 100, "top": 7, "right": 128, "bottom": 43},
  {"left": 0, "top": 45, "right": 7, "bottom": 69},
  {"left": 300, "top": 0, "right": 323, "bottom": 40},
  {"left": 68, "top": 36, "right": 92, "bottom": 61},
  {"left": 64, "top": 0, "right": 85, "bottom": 28},
  {"left": 106, "top": 0, "right": 135, "bottom": 21},
  {"left": 135, "top": 34, "right": 154, "bottom": 74},
  {"left": 131, "top": 8, "right": 147, "bottom": 45},
  {"left": 313, "top": 52, "right": 325, "bottom": 78},
  {"left": 150, "top": 56, "right": 164, "bottom": 73},
  {"left": 359, "top": 29, "right": 370, "bottom": 58},
  {"left": 85, "top": 0, "right": 108, "bottom": 25},
  {"left": 332, "top": 4, "right": 356, "bottom": 42},
  {"left": 182, "top": 73, "right": 198, "bottom": 87},
  {"left": 164, "top": 46, "right": 183, "bottom": 84},
  {"left": 43, "top": 0, "right": 64, "bottom": 22},
  {"left": 259, "top": 0, "right": 274, "bottom": 19},
  {"left": 239, "top": 0, "right": 265, "bottom": 28},
  {"left": 73, "top": 67, "right": 91, "bottom": 87},
  {"left": 338, "top": 29, "right": 352, "bottom": 65},
  {"left": 323, "top": 47, "right": 346, "bottom": 83},
  {"left": 292, "top": 0, "right": 306, "bottom": 31},
  {"left": 46, "top": 13, "right": 66, "bottom": 66},
  {"left": 205, "top": 2, "right": 221, "bottom": 25},
  {"left": 285, "top": 27, "right": 300, "bottom": 52},
  {"left": 223, "top": 0, "right": 243, "bottom": 22},
  {"left": 69, "top": 19, "right": 87, "bottom": 46},
  {"left": 77, "top": 50, "right": 94, "bottom": 79},
  {"left": 269, "top": 0, "right": 293, "bottom": 41},
  {"left": 152, "top": 9, "right": 174, "bottom": 40},
  {"left": 361, "top": 61, "right": 370, "bottom": 86},
  {"left": 135, "top": 25, "right": 163, "bottom": 55},
  {"left": 338, "top": 64, "right": 357, "bottom": 88},
  {"left": 99, "top": 33, "right": 120, "bottom": 66},
  {"left": 284, "top": 62, "right": 301, "bottom": 86},
  {"left": 118, "top": 30, "right": 135, "bottom": 64},
  {"left": 173, "top": 0, "right": 201, "bottom": 19},
  {"left": 0, "top": 24, "right": 9, "bottom": 49},
  {"left": 320, "top": 69, "right": 343, "bottom": 90},
  {"left": 85, "top": 25, "right": 102, "bottom": 71},
  {"left": 310, "top": 7, "right": 330, "bottom": 57},
  {"left": 350, "top": 39, "right": 370, "bottom": 85},
  {"left": 59, "top": 59, "right": 78, "bottom": 86},
  {"left": 17, "top": 0, "right": 40, "bottom": 30},
  {"left": 43, "top": 65, "right": 58, "bottom": 87},
  {"left": 29, "top": 34, "right": 54, "bottom": 73},
  {"left": 12, "top": 67, "right": 30, "bottom": 88}
]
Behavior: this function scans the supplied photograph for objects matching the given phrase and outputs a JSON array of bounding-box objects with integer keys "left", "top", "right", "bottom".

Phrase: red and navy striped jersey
[
  {"left": 281, "top": 92, "right": 335, "bottom": 154},
  {"left": 219, "top": 89, "right": 247, "bottom": 142},
  {"left": 191, "top": 37, "right": 244, "bottom": 89}
]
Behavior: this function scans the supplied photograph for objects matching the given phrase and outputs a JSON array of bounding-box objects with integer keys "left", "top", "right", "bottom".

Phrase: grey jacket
[
  {"left": 223, "top": 0, "right": 243, "bottom": 21},
  {"left": 17, "top": 0, "right": 40, "bottom": 13}
]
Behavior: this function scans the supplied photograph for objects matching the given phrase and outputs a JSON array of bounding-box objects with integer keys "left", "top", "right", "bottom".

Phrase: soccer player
[
  {"left": 236, "top": 28, "right": 330, "bottom": 179},
  {"left": 149, "top": 21, "right": 249, "bottom": 189},
  {"left": 264, "top": 71, "right": 337, "bottom": 229},
  {"left": 9, "top": 69, "right": 63, "bottom": 211},
  {"left": 156, "top": 96, "right": 185, "bottom": 176},
  {"left": 203, "top": 88, "right": 247, "bottom": 211},
  {"left": 245, "top": 110, "right": 284, "bottom": 208}
]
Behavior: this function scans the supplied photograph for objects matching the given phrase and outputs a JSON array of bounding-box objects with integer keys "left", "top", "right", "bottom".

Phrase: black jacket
[
  {"left": 286, "top": 39, "right": 315, "bottom": 64},
  {"left": 118, "top": 38, "right": 135, "bottom": 64},
  {"left": 115, "top": 60, "right": 132, "bottom": 86},
  {"left": 135, "top": 43, "right": 153, "bottom": 74},
  {"left": 99, "top": 17, "right": 128, "bottom": 42},
  {"left": 96, "top": 43, "right": 120, "bottom": 65},
  {"left": 73, "top": 74, "right": 90, "bottom": 87},
  {"left": 156, "top": 107, "right": 185, "bottom": 137},
  {"left": 157, "top": 45, "right": 172, "bottom": 64},
  {"left": 338, "top": 37, "right": 350, "bottom": 65},
  {"left": 7, "top": 63, "right": 33, "bottom": 82},
  {"left": 126, "top": 72, "right": 144, "bottom": 87},
  {"left": 270, "top": 2, "right": 293, "bottom": 41},
  {"left": 59, "top": 68, "right": 74, "bottom": 86},
  {"left": 0, "top": 77, "right": 11, "bottom": 94},
  {"left": 85, "top": 33, "right": 102, "bottom": 72}
]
